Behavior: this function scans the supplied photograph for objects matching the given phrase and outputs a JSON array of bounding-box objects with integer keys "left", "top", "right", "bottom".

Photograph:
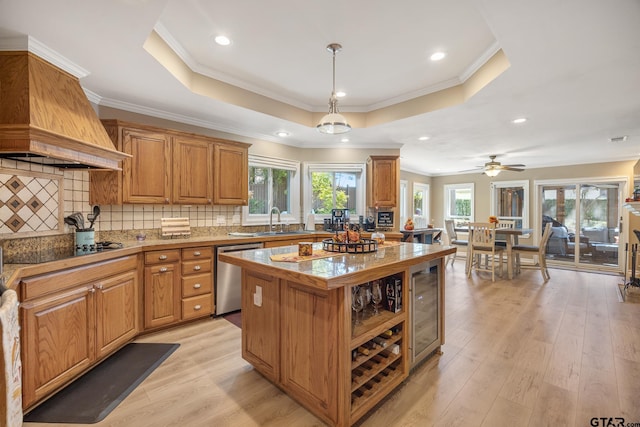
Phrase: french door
[{"left": 538, "top": 179, "right": 626, "bottom": 271}]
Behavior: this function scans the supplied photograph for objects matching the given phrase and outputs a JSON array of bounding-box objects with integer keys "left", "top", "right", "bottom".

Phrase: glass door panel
[
  {"left": 542, "top": 183, "right": 621, "bottom": 268},
  {"left": 579, "top": 184, "right": 619, "bottom": 267}
]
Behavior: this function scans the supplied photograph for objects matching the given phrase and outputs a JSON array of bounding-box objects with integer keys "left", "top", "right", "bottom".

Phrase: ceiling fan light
[{"left": 485, "top": 169, "right": 501, "bottom": 177}]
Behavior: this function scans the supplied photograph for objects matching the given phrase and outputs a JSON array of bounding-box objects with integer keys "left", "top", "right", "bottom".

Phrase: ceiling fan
[{"left": 477, "top": 155, "right": 526, "bottom": 177}]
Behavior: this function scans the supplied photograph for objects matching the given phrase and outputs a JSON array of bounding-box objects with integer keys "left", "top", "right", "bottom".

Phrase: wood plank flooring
[{"left": 24, "top": 265, "right": 640, "bottom": 427}]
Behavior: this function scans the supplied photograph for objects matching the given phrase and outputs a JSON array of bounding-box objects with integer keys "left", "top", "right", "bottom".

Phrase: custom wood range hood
[{"left": 0, "top": 51, "right": 129, "bottom": 170}]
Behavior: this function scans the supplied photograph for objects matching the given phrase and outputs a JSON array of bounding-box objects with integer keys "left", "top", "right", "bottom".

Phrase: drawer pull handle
[
  {"left": 193, "top": 251, "right": 201, "bottom": 256},
  {"left": 94, "top": 284, "right": 103, "bottom": 290},
  {"left": 159, "top": 255, "right": 168, "bottom": 260},
  {"left": 193, "top": 265, "right": 201, "bottom": 271},
  {"left": 193, "top": 283, "right": 201, "bottom": 289},
  {"left": 194, "top": 305, "right": 202, "bottom": 310},
  {"left": 160, "top": 267, "right": 168, "bottom": 273}
]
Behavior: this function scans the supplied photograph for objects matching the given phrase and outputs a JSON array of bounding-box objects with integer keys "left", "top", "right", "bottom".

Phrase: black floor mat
[{"left": 24, "top": 342, "right": 179, "bottom": 424}]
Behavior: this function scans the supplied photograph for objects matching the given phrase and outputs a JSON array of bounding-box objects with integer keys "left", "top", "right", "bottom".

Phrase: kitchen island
[{"left": 219, "top": 241, "right": 455, "bottom": 426}]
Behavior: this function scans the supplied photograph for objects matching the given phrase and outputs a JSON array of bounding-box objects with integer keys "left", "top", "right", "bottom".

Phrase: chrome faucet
[{"left": 269, "top": 206, "right": 281, "bottom": 232}]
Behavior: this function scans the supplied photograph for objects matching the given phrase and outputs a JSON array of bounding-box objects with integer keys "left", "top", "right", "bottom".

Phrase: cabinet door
[
  {"left": 367, "top": 156, "right": 399, "bottom": 207},
  {"left": 95, "top": 270, "right": 139, "bottom": 359},
  {"left": 122, "top": 128, "right": 172, "bottom": 204},
  {"left": 144, "top": 263, "right": 181, "bottom": 329},
  {"left": 242, "top": 271, "right": 280, "bottom": 382},
  {"left": 173, "top": 137, "right": 213, "bottom": 204},
  {"left": 214, "top": 143, "right": 248, "bottom": 205},
  {"left": 21, "top": 286, "right": 95, "bottom": 408}
]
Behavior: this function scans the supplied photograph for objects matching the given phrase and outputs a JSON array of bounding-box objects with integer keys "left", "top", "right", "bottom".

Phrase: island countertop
[{"left": 218, "top": 241, "right": 456, "bottom": 290}]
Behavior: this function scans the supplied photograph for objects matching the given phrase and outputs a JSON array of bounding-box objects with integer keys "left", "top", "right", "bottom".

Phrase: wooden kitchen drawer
[
  {"left": 182, "top": 294, "right": 213, "bottom": 320},
  {"left": 144, "top": 249, "right": 180, "bottom": 264},
  {"left": 182, "top": 259, "right": 212, "bottom": 275},
  {"left": 182, "top": 273, "right": 213, "bottom": 298},
  {"left": 181, "top": 246, "right": 213, "bottom": 260}
]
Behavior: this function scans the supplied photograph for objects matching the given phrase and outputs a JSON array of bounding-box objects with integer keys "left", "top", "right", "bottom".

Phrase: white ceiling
[{"left": 1, "top": 0, "right": 640, "bottom": 176}]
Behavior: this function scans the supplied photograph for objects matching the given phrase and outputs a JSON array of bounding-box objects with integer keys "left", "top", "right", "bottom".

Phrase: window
[
  {"left": 444, "top": 183, "right": 474, "bottom": 225},
  {"left": 243, "top": 155, "right": 300, "bottom": 225},
  {"left": 413, "top": 182, "right": 429, "bottom": 228},
  {"left": 303, "top": 163, "right": 365, "bottom": 221},
  {"left": 399, "top": 180, "right": 408, "bottom": 227},
  {"left": 490, "top": 180, "right": 529, "bottom": 228}
]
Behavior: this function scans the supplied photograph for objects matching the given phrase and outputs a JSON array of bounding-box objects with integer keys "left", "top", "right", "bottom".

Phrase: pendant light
[{"left": 317, "top": 43, "right": 351, "bottom": 134}]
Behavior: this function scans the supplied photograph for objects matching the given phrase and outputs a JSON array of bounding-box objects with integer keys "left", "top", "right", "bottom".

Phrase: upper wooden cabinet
[
  {"left": 367, "top": 155, "right": 399, "bottom": 207},
  {"left": 90, "top": 120, "right": 250, "bottom": 205},
  {"left": 123, "top": 128, "right": 172, "bottom": 204},
  {"left": 173, "top": 136, "right": 213, "bottom": 204},
  {"left": 214, "top": 143, "right": 248, "bottom": 205}
]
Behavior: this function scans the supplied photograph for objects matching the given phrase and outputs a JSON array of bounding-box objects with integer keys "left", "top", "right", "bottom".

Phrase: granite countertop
[
  {"left": 218, "top": 241, "right": 456, "bottom": 290},
  {"left": 1, "top": 230, "right": 405, "bottom": 290}
]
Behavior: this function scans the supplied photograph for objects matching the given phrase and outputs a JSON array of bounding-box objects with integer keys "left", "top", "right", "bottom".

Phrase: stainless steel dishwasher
[{"left": 215, "top": 242, "right": 264, "bottom": 315}]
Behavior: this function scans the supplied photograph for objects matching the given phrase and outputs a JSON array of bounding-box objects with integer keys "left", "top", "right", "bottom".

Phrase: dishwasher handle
[{"left": 217, "top": 243, "right": 264, "bottom": 254}]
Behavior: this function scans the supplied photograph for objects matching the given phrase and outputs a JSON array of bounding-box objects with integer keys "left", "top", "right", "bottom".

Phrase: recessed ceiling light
[
  {"left": 609, "top": 135, "right": 628, "bottom": 143},
  {"left": 512, "top": 117, "right": 527, "bottom": 124},
  {"left": 336, "top": 91, "right": 346, "bottom": 98},
  {"left": 340, "top": 137, "right": 349, "bottom": 143},
  {"left": 430, "top": 52, "right": 446, "bottom": 61},
  {"left": 214, "top": 35, "right": 231, "bottom": 46},
  {"left": 418, "top": 136, "right": 430, "bottom": 141},
  {"left": 275, "top": 131, "right": 289, "bottom": 137}
]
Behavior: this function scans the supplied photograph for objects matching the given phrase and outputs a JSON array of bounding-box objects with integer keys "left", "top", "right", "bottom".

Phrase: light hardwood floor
[{"left": 24, "top": 265, "right": 640, "bottom": 427}]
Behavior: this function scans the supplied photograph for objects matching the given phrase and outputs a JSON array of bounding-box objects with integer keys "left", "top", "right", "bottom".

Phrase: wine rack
[{"left": 349, "top": 271, "right": 407, "bottom": 423}]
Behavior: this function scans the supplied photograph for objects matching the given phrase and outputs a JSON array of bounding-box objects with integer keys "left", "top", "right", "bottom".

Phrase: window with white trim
[
  {"left": 413, "top": 182, "right": 429, "bottom": 228},
  {"left": 399, "top": 180, "right": 408, "bottom": 227},
  {"left": 243, "top": 155, "right": 300, "bottom": 225},
  {"left": 444, "top": 183, "right": 474, "bottom": 226},
  {"left": 490, "top": 180, "right": 529, "bottom": 228},
  {"left": 303, "top": 162, "right": 365, "bottom": 222}
]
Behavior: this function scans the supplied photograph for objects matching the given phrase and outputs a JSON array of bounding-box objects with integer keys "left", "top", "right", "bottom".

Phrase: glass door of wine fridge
[{"left": 409, "top": 260, "right": 440, "bottom": 367}]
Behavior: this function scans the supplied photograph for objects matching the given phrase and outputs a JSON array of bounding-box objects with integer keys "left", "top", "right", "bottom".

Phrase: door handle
[{"left": 160, "top": 267, "right": 168, "bottom": 273}]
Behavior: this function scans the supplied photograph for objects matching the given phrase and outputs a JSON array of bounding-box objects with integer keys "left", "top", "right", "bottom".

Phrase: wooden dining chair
[
  {"left": 444, "top": 219, "right": 468, "bottom": 270},
  {"left": 467, "top": 222, "right": 504, "bottom": 282},
  {"left": 511, "top": 222, "right": 553, "bottom": 281},
  {"left": 495, "top": 219, "right": 517, "bottom": 270}
]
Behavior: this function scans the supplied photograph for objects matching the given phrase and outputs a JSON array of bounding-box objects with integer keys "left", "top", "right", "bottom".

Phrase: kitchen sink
[
  {"left": 254, "top": 231, "right": 313, "bottom": 236},
  {"left": 228, "top": 231, "right": 314, "bottom": 237}
]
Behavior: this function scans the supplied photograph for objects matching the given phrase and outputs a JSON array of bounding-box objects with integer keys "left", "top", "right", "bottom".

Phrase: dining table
[{"left": 456, "top": 226, "right": 533, "bottom": 279}]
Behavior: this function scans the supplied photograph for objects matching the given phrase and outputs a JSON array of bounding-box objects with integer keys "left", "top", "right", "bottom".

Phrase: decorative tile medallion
[{"left": 0, "top": 171, "right": 62, "bottom": 235}]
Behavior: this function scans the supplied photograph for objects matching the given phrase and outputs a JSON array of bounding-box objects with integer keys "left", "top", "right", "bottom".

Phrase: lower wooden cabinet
[
  {"left": 143, "top": 246, "right": 214, "bottom": 330},
  {"left": 144, "top": 249, "right": 181, "bottom": 329},
  {"left": 180, "top": 246, "right": 214, "bottom": 321},
  {"left": 19, "top": 255, "right": 139, "bottom": 409}
]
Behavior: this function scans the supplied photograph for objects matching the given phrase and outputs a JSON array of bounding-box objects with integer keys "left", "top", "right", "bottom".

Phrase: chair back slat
[{"left": 470, "top": 222, "right": 498, "bottom": 247}]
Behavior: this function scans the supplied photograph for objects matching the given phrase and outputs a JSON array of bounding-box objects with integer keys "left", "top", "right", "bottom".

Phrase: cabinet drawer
[
  {"left": 144, "top": 249, "right": 180, "bottom": 264},
  {"left": 182, "top": 246, "right": 213, "bottom": 260},
  {"left": 182, "top": 259, "right": 212, "bottom": 275},
  {"left": 182, "top": 273, "right": 213, "bottom": 298},
  {"left": 182, "top": 294, "right": 213, "bottom": 320}
]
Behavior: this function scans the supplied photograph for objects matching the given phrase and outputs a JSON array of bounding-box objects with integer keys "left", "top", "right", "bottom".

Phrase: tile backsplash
[{"left": 0, "top": 158, "right": 262, "bottom": 256}]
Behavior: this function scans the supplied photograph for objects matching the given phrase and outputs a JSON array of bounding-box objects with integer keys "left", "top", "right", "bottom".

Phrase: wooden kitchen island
[{"left": 219, "top": 241, "right": 455, "bottom": 426}]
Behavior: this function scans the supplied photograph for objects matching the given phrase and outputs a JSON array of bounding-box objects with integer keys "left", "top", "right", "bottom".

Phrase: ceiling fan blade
[
  {"left": 502, "top": 163, "right": 526, "bottom": 168},
  {"left": 501, "top": 166, "right": 525, "bottom": 172}
]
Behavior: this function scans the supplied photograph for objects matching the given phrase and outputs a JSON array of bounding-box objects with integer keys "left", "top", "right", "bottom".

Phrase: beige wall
[{"left": 431, "top": 160, "right": 637, "bottom": 245}]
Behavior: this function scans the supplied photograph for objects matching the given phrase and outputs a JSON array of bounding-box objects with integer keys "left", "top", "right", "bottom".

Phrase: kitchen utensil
[
  {"left": 71, "top": 212, "right": 85, "bottom": 230},
  {"left": 88, "top": 205, "right": 100, "bottom": 229},
  {"left": 64, "top": 216, "right": 79, "bottom": 230}
]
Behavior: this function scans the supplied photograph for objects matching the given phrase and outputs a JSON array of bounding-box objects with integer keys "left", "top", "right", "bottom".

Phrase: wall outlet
[
  {"left": 253, "top": 285, "right": 262, "bottom": 307},
  {"left": 216, "top": 216, "right": 226, "bottom": 226}
]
